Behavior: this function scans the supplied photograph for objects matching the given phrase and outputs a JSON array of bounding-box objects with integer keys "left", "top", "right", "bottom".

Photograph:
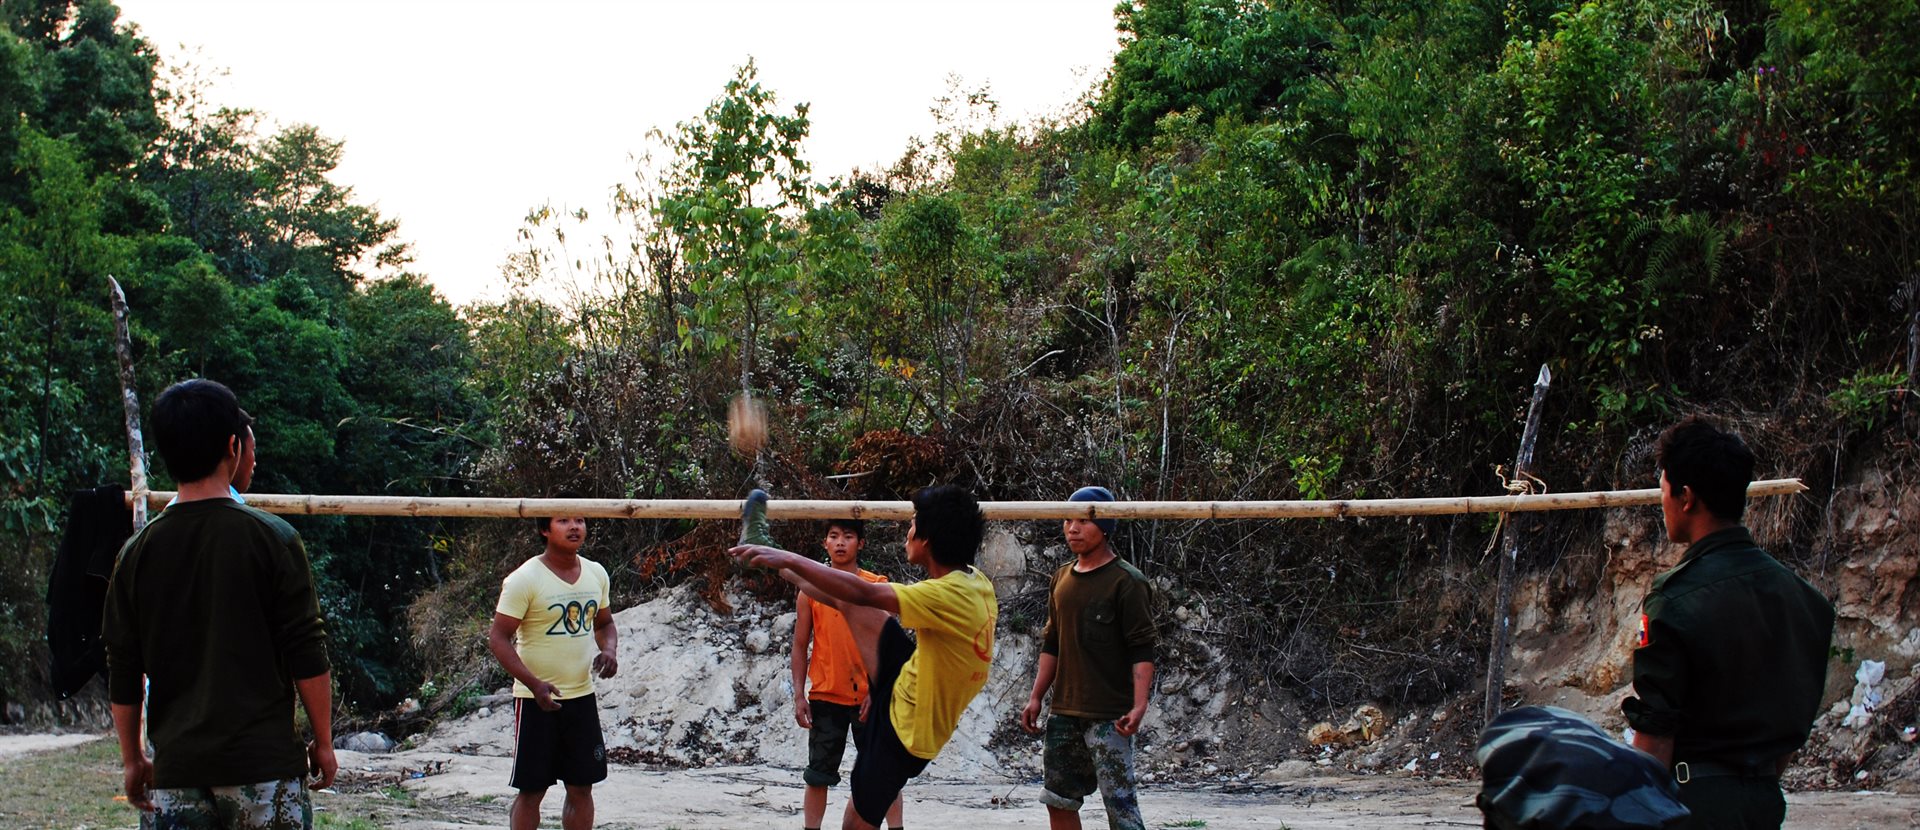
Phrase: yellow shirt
[
  {"left": 890, "top": 567, "right": 998, "bottom": 759},
  {"left": 496, "top": 556, "right": 610, "bottom": 700}
]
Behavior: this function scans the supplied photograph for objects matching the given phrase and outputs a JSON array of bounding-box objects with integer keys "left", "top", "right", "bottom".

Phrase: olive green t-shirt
[
  {"left": 1040, "top": 557, "right": 1157, "bottom": 720},
  {"left": 102, "top": 498, "right": 330, "bottom": 788}
]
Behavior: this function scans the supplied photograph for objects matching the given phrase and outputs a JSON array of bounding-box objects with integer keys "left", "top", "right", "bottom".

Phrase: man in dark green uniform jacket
[{"left": 1623, "top": 417, "right": 1835, "bottom": 830}]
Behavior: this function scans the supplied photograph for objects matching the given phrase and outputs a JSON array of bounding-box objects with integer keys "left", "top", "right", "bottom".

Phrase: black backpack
[
  {"left": 45, "top": 485, "right": 133, "bottom": 698},
  {"left": 1477, "top": 706, "right": 1690, "bottom": 830}
]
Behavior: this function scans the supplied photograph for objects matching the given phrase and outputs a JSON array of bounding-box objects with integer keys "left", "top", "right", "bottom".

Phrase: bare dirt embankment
[
  {"left": 364, "top": 509, "right": 1919, "bottom": 829},
  {"left": 334, "top": 449, "right": 1920, "bottom": 828}
]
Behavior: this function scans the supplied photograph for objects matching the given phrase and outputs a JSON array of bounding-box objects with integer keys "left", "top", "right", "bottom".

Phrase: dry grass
[
  {"left": 0, "top": 735, "right": 134, "bottom": 829},
  {"left": 0, "top": 736, "right": 496, "bottom": 830}
]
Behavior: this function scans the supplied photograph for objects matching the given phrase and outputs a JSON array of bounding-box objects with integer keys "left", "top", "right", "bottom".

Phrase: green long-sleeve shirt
[
  {"left": 1622, "top": 527, "right": 1835, "bottom": 771},
  {"left": 1041, "top": 557, "right": 1157, "bottom": 719},
  {"left": 103, "top": 498, "right": 330, "bottom": 788}
]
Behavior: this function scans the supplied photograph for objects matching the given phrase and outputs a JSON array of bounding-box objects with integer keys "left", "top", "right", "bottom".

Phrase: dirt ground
[
  {"left": 0, "top": 731, "right": 106, "bottom": 759},
  {"left": 333, "top": 746, "right": 1920, "bottom": 830},
  {"left": 3, "top": 735, "right": 1916, "bottom": 829}
]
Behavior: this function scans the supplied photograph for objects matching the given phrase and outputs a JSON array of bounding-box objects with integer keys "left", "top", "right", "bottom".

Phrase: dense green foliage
[
  {"left": 443, "top": 0, "right": 1916, "bottom": 706},
  {"left": 0, "top": 0, "right": 482, "bottom": 710},
  {"left": 4, "top": 0, "right": 1915, "bottom": 718}
]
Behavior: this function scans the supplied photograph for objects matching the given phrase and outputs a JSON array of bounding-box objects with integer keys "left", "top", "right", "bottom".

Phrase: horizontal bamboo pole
[{"left": 124, "top": 478, "right": 1806, "bottom": 521}]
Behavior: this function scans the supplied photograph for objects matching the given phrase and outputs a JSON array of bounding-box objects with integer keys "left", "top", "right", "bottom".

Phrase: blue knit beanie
[{"left": 1068, "top": 486, "right": 1118, "bottom": 537}]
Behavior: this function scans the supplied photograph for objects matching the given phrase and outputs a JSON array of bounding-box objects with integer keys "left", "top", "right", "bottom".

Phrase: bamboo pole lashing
[{"left": 122, "top": 478, "right": 1807, "bottom": 520}]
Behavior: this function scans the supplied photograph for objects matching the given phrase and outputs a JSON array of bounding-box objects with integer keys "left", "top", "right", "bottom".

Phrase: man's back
[
  {"left": 1627, "top": 527, "right": 1835, "bottom": 770},
  {"left": 103, "top": 499, "right": 329, "bottom": 788},
  {"left": 891, "top": 566, "right": 998, "bottom": 759}
]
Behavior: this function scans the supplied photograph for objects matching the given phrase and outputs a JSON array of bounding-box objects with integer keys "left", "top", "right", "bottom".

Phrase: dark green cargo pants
[{"left": 1676, "top": 775, "right": 1785, "bottom": 830}]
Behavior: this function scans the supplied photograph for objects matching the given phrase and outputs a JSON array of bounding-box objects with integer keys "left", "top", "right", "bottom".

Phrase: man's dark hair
[
  {"left": 1655, "top": 416, "right": 1756, "bottom": 522},
  {"left": 534, "top": 490, "right": 587, "bottom": 537},
  {"left": 826, "top": 517, "right": 866, "bottom": 538},
  {"left": 151, "top": 379, "right": 247, "bottom": 483},
  {"left": 909, "top": 485, "right": 983, "bottom": 569}
]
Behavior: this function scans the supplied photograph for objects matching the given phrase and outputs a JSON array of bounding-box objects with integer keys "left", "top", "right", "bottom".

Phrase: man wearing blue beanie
[{"left": 1020, "top": 486, "right": 1157, "bottom": 830}]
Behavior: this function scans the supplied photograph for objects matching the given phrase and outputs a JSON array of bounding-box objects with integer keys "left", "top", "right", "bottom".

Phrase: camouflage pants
[
  {"left": 143, "top": 778, "right": 311, "bottom": 830},
  {"left": 1040, "top": 715, "right": 1144, "bottom": 830}
]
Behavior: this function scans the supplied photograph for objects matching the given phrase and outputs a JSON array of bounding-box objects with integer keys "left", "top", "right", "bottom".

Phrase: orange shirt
[{"left": 805, "top": 568, "right": 888, "bottom": 706}]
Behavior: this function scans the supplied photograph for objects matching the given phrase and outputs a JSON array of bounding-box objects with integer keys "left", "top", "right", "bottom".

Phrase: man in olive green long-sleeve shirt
[
  {"left": 103, "top": 379, "right": 336, "bottom": 829},
  {"left": 1021, "top": 486, "right": 1156, "bottom": 830}
]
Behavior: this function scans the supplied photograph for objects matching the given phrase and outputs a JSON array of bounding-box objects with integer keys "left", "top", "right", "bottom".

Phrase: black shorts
[
  {"left": 511, "top": 694, "right": 608, "bottom": 790},
  {"left": 805, "top": 700, "right": 862, "bottom": 787},
  {"left": 849, "top": 619, "right": 930, "bottom": 825}
]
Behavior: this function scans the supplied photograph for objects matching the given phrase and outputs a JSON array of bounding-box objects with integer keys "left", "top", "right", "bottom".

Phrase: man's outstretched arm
[{"left": 732, "top": 545, "right": 900, "bottom": 615}]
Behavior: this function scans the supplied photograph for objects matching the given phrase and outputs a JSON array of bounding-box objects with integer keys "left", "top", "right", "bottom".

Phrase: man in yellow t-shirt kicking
[
  {"left": 735, "top": 485, "right": 997, "bottom": 830},
  {"left": 488, "top": 503, "right": 619, "bottom": 830}
]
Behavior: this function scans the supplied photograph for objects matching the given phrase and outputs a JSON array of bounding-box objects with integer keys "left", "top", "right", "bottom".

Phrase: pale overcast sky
[{"left": 114, "top": 1, "right": 1121, "bottom": 306}]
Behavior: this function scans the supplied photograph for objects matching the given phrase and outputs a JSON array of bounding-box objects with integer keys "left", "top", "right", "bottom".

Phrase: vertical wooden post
[
  {"left": 1485, "top": 363, "right": 1552, "bottom": 728},
  {"left": 1905, "top": 271, "right": 1918, "bottom": 408},
  {"left": 108, "top": 277, "right": 149, "bottom": 531}
]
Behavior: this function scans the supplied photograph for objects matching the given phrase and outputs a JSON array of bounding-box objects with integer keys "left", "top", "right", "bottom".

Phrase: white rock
[
  {"left": 411, "top": 582, "right": 1042, "bottom": 782},
  {"left": 975, "top": 527, "right": 1028, "bottom": 587},
  {"left": 1261, "top": 760, "right": 1315, "bottom": 781},
  {"left": 1857, "top": 660, "right": 1887, "bottom": 687},
  {"left": 336, "top": 731, "right": 396, "bottom": 753}
]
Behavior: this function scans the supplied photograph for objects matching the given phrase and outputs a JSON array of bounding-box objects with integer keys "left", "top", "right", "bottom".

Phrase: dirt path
[
  {"left": 338, "top": 748, "right": 1920, "bottom": 830},
  {"left": 0, "top": 732, "right": 105, "bottom": 760}
]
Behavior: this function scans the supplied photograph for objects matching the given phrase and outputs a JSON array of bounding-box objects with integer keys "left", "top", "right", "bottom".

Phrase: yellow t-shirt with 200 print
[{"left": 496, "top": 556, "right": 610, "bottom": 700}]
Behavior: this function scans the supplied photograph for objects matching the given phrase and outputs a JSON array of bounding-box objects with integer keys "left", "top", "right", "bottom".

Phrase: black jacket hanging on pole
[{"left": 45, "top": 485, "right": 133, "bottom": 698}]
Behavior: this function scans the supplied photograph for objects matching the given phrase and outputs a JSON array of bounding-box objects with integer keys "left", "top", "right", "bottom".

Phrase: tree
[
  {"left": 1095, "top": 0, "right": 1335, "bottom": 148},
  {"left": 655, "top": 59, "right": 814, "bottom": 397}
]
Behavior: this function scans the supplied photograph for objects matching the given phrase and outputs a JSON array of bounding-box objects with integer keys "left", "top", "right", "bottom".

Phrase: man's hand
[
  {"left": 1021, "top": 697, "right": 1045, "bottom": 734},
  {"left": 121, "top": 756, "right": 154, "bottom": 811},
  {"left": 728, "top": 544, "right": 790, "bottom": 570},
  {"left": 308, "top": 741, "right": 338, "bottom": 790},
  {"left": 794, "top": 694, "right": 813, "bottom": 729},
  {"left": 593, "top": 648, "right": 619, "bottom": 679},
  {"left": 533, "top": 681, "right": 562, "bottom": 712},
  {"left": 858, "top": 695, "right": 872, "bottom": 724},
  {"left": 1115, "top": 705, "right": 1147, "bottom": 737}
]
